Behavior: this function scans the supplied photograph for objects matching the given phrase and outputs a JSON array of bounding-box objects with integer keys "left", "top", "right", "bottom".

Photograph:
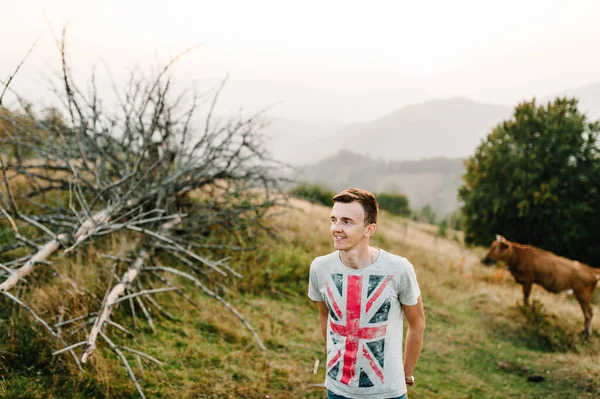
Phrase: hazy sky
[{"left": 2, "top": 0, "right": 600, "bottom": 122}]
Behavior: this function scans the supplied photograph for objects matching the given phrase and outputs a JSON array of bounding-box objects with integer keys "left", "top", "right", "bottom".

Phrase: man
[{"left": 308, "top": 188, "right": 425, "bottom": 399}]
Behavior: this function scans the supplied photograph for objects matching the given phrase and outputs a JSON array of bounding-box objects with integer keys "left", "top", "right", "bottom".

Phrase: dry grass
[
  {"left": 2, "top": 197, "right": 600, "bottom": 398},
  {"left": 266, "top": 198, "right": 600, "bottom": 392}
]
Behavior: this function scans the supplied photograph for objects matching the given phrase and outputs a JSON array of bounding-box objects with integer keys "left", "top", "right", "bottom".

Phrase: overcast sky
[{"left": 2, "top": 0, "right": 600, "bottom": 122}]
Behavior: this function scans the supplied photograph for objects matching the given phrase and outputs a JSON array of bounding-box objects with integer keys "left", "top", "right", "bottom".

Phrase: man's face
[{"left": 330, "top": 201, "right": 371, "bottom": 251}]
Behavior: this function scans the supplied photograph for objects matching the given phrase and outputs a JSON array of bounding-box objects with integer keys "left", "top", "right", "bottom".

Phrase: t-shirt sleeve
[
  {"left": 307, "top": 259, "right": 323, "bottom": 301},
  {"left": 398, "top": 260, "right": 421, "bottom": 306}
]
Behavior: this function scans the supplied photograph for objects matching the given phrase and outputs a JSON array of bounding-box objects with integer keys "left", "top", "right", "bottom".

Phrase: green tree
[
  {"left": 458, "top": 98, "right": 600, "bottom": 265},
  {"left": 417, "top": 204, "right": 437, "bottom": 224},
  {"left": 437, "top": 219, "right": 448, "bottom": 237},
  {"left": 446, "top": 208, "right": 463, "bottom": 231},
  {"left": 377, "top": 192, "right": 411, "bottom": 217}
]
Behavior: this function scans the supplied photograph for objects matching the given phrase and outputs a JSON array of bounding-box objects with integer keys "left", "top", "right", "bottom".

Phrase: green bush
[
  {"left": 417, "top": 204, "right": 437, "bottom": 225},
  {"left": 446, "top": 209, "right": 463, "bottom": 231},
  {"left": 289, "top": 183, "right": 334, "bottom": 207},
  {"left": 376, "top": 192, "right": 411, "bottom": 217},
  {"left": 438, "top": 219, "right": 448, "bottom": 237}
]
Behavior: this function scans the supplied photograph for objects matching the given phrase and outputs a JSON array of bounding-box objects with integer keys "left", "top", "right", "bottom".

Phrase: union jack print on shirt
[{"left": 324, "top": 273, "right": 393, "bottom": 388}]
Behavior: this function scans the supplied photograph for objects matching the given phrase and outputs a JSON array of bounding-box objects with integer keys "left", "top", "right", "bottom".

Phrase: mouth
[
  {"left": 333, "top": 235, "right": 346, "bottom": 241},
  {"left": 481, "top": 257, "right": 496, "bottom": 266}
]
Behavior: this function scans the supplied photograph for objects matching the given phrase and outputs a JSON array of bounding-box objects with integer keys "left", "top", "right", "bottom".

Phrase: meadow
[{"left": 1, "top": 198, "right": 599, "bottom": 398}]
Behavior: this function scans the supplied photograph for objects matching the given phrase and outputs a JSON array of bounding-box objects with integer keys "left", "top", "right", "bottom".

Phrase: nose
[{"left": 331, "top": 220, "right": 343, "bottom": 232}]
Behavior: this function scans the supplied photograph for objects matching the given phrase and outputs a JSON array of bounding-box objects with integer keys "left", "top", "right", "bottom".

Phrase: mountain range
[
  {"left": 264, "top": 82, "right": 600, "bottom": 217},
  {"left": 263, "top": 82, "right": 600, "bottom": 165}
]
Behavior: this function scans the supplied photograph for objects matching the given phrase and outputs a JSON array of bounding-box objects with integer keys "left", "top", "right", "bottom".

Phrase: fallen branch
[
  {"left": 119, "top": 346, "right": 164, "bottom": 366},
  {"left": 0, "top": 237, "right": 64, "bottom": 292},
  {"left": 133, "top": 293, "right": 155, "bottom": 332},
  {"left": 54, "top": 312, "right": 96, "bottom": 328},
  {"left": 0, "top": 208, "right": 113, "bottom": 292},
  {"left": 106, "top": 319, "right": 134, "bottom": 337},
  {"left": 52, "top": 340, "right": 87, "bottom": 356},
  {"left": 113, "top": 286, "right": 180, "bottom": 306},
  {"left": 99, "top": 331, "right": 146, "bottom": 399},
  {"left": 81, "top": 250, "right": 150, "bottom": 363}
]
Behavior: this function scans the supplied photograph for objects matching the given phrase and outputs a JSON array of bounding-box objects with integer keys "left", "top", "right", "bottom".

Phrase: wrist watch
[{"left": 406, "top": 375, "right": 415, "bottom": 386}]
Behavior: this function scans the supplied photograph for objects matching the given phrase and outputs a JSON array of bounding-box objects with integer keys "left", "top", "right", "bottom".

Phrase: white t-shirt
[{"left": 308, "top": 249, "right": 421, "bottom": 399}]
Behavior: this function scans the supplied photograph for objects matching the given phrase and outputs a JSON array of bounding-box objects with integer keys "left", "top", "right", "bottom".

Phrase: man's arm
[
  {"left": 316, "top": 301, "right": 329, "bottom": 341},
  {"left": 403, "top": 295, "right": 425, "bottom": 384}
]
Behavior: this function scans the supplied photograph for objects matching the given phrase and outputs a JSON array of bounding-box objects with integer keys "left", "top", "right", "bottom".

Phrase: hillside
[
  {"left": 297, "top": 151, "right": 465, "bottom": 217},
  {"left": 2, "top": 198, "right": 599, "bottom": 398},
  {"left": 551, "top": 81, "right": 600, "bottom": 120}
]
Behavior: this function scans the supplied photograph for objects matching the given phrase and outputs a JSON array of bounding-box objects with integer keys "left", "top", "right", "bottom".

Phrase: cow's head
[{"left": 481, "top": 235, "right": 513, "bottom": 266}]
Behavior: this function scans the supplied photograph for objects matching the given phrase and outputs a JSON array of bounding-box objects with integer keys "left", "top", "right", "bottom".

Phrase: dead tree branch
[
  {"left": 0, "top": 32, "right": 290, "bottom": 398},
  {"left": 81, "top": 250, "right": 150, "bottom": 363}
]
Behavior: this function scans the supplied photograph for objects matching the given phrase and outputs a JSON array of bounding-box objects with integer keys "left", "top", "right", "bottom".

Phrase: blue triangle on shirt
[
  {"left": 359, "top": 369, "right": 374, "bottom": 387},
  {"left": 368, "top": 297, "right": 391, "bottom": 324},
  {"left": 367, "top": 275, "right": 384, "bottom": 297},
  {"left": 328, "top": 361, "right": 340, "bottom": 380},
  {"left": 366, "top": 339, "right": 385, "bottom": 368},
  {"left": 332, "top": 273, "right": 343, "bottom": 296}
]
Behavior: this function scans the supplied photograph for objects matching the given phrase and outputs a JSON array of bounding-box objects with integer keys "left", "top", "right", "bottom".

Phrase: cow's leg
[
  {"left": 574, "top": 288, "right": 593, "bottom": 338},
  {"left": 522, "top": 282, "right": 532, "bottom": 306}
]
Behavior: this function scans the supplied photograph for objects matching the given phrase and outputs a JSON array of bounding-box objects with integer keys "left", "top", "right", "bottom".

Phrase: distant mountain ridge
[
  {"left": 549, "top": 81, "right": 600, "bottom": 120},
  {"left": 328, "top": 97, "right": 512, "bottom": 161},
  {"left": 263, "top": 97, "right": 513, "bottom": 165}
]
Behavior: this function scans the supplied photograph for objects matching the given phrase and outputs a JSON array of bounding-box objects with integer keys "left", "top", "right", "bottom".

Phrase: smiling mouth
[{"left": 334, "top": 235, "right": 346, "bottom": 240}]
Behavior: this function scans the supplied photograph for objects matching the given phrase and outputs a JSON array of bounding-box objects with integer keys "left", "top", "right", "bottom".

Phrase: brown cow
[{"left": 482, "top": 235, "right": 600, "bottom": 337}]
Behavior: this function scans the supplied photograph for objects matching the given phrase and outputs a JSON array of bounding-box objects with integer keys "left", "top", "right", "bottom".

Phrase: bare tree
[{"left": 0, "top": 33, "right": 287, "bottom": 398}]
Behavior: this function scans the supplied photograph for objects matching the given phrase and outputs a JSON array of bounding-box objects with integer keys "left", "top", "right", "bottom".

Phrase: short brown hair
[{"left": 332, "top": 188, "right": 379, "bottom": 225}]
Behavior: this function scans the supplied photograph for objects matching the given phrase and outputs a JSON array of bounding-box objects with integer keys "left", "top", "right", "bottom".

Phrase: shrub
[
  {"left": 376, "top": 192, "right": 411, "bottom": 217},
  {"left": 289, "top": 183, "right": 334, "bottom": 206},
  {"left": 438, "top": 219, "right": 448, "bottom": 237}
]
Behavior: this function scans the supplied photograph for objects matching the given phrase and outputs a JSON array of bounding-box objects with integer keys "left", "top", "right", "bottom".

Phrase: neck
[
  {"left": 507, "top": 246, "right": 519, "bottom": 268},
  {"left": 340, "top": 245, "right": 377, "bottom": 270}
]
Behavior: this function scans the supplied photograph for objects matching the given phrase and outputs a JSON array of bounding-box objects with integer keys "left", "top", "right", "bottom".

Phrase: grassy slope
[{"left": 1, "top": 198, "right": 599, "bottom": 398}]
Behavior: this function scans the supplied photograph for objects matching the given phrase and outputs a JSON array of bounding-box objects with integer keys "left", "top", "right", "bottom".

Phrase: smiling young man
[{"left": 308, "top": 188, "right": 425, "bottom": 399}]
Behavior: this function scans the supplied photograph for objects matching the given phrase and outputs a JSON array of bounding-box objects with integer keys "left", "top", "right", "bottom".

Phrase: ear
[
  {"left": 365, "top": 223, "right": 377, "bottom": 238},
  {"left": 499, "top": 240, "right": 509, "bottom": 249}
]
